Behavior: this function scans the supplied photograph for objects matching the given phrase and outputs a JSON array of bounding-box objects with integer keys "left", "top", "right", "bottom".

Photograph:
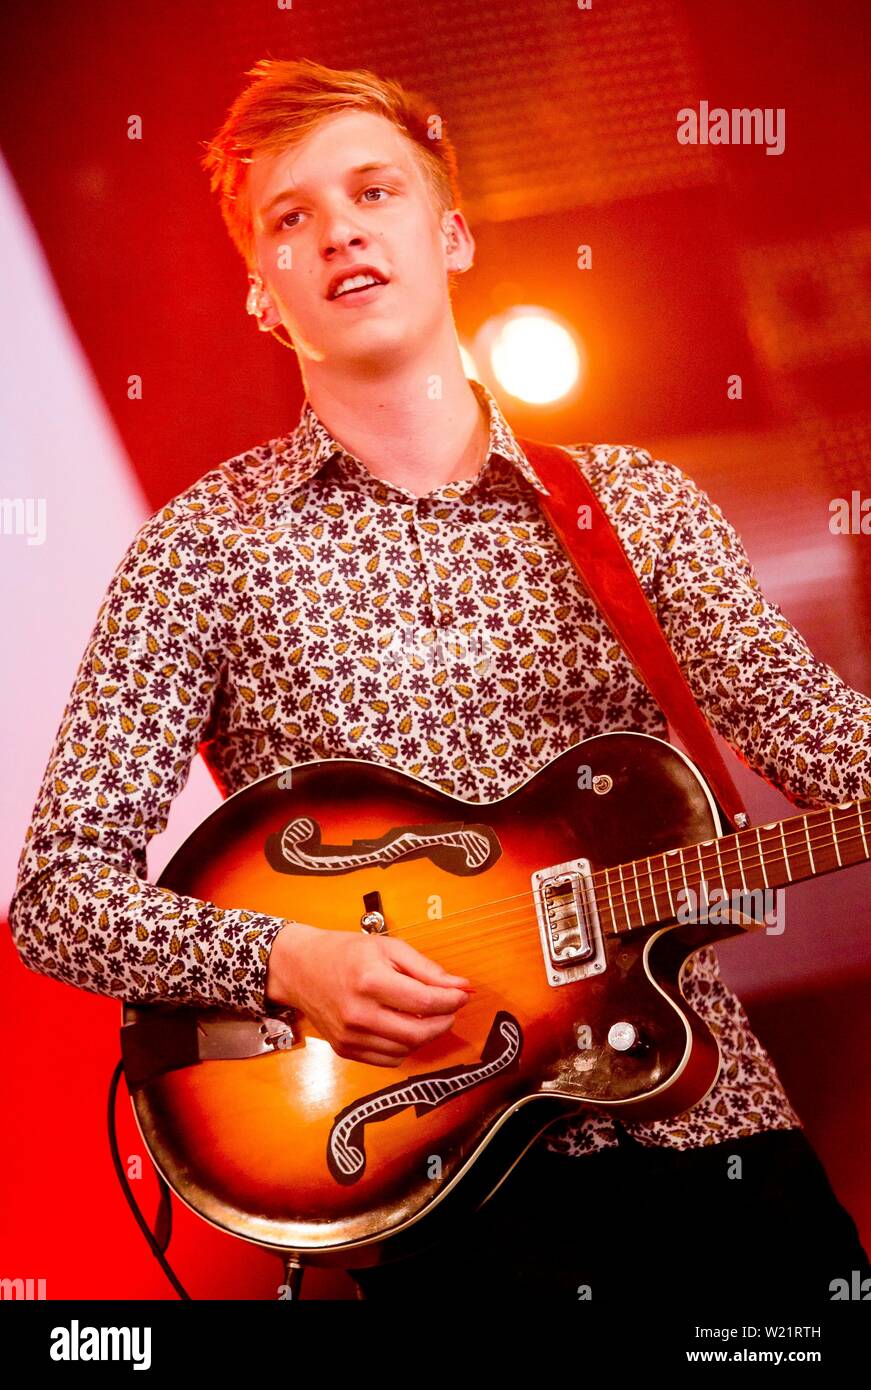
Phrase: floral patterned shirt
[{"left": 9, "top": 379, "right": 871, "bottom": 1157}]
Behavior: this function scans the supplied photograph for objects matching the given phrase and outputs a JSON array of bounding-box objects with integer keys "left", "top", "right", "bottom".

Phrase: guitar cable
[{"left": 108, "top": 1058, "right": 192, "bottom": 1299}]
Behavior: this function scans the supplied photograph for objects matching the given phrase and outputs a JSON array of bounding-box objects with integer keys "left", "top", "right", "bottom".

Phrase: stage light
[{"left": 475, "top": 307, "right": 586, "bottom": 405}]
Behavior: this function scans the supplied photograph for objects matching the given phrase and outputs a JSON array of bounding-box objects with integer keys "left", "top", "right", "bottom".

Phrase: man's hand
[{"left": 265, "top": 922, "right": 474, "bottom": 1067}]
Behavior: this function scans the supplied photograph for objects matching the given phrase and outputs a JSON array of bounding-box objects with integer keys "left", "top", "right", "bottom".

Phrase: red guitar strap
[{"left": 517, "top": 436, "right": 750, "bottom": 830}]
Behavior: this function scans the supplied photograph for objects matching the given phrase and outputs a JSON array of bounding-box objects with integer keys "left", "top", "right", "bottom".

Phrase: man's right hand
[{"left": 264, "top": 922, "right": 474, "bottom": 1067}]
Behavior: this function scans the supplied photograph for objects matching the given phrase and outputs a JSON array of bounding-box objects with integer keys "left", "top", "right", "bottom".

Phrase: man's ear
[
  {"left": 258, "top": 297, "right": 283, "bottom": 331},
  {"left": 441, "top": 210, "right": 476, "bottom": 273},
  {"left": 246, "top": 270, "right": 283, "bottom": 331}
]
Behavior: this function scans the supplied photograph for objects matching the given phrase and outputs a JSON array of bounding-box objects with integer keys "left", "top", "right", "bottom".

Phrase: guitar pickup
[{"left": 532, "top": 860, "right": 606, "bottom": 987}]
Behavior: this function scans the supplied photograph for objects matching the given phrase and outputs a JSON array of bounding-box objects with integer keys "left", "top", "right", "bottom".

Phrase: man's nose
[{"left": 320, "top": 219, "right": 366, "bottom": 259}]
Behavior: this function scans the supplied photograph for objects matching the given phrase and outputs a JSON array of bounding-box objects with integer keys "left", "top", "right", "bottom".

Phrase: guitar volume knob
[{"left": 607, "top": 1021, "right": 644, "bottom": 1053}]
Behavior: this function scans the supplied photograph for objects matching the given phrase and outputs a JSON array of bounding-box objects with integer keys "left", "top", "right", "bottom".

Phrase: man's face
[{"left": 247, "top": 109, "right": 468, "bottom": 371}]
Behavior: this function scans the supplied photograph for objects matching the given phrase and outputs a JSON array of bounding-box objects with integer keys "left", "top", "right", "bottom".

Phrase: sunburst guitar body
[{"left": 120, "top": 731, "right": 870, "bottom": 1268}]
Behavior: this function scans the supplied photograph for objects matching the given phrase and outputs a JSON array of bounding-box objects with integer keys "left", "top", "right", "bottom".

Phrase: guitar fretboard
[{"left": 593, "top": 798, "right": 871, "bottom": 933}]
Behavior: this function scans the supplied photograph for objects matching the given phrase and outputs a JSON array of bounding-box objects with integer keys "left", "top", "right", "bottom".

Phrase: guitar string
[
  {"left": 394, "top": 823, "right": 870, "bottom": 955},
  {"left": 386, "top": 817, "right": 870, "bottom": 949},
  {"left": 315, "top": 802, "right": 868, "bottom": 936},
  {"left": 328, "top": 816, "right": 870, "bottom": 965},
  {"left": 392, "top": 812, "right": 867, "bottom": 933}
]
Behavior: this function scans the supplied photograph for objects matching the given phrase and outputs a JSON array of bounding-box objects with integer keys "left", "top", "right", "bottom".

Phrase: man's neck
[{"left": 301, "top": 357, "right": 491, "bottom": 498}]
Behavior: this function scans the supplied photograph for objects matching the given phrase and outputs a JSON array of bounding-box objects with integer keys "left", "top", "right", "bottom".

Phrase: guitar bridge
[{"left": 532, "top": 859, "right": 606, "bottom": 987}]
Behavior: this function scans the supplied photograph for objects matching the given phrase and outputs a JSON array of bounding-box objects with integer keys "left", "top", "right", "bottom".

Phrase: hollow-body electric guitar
[{"left": 120, "top": 732, "right": 870, "bottom": 1268}]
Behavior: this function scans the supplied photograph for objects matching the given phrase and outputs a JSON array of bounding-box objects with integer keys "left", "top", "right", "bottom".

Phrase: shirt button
[{"left": 436, "top": 609, "right": 452, "bottom": 627}]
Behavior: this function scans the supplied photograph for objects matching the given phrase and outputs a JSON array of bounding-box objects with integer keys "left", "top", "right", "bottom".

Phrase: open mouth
[
  {"left": 329, "top": 280, "right": 388, "bottom": 306},
  {"left": 327, "top": 266, "right": 390, "bottom": 302}
]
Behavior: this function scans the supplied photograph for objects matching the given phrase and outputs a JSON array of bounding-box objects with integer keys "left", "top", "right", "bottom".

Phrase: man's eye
[{"left": 275, "top": 187, "right": 391, "bottom": 233}]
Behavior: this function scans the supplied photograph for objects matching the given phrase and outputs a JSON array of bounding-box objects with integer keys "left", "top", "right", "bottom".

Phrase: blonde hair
[{"left": 201, "top": 57, "right": 463, "bottom": 268}]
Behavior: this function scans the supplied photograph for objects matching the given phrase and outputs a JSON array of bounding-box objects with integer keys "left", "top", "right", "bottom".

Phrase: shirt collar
[{"left": 267, "top": 378, "right": 550, "bottom": 499}]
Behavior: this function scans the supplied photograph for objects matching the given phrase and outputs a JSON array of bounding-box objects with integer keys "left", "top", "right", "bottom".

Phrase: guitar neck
[{"left": 595, "top": 798, "right": 871, "bottom": 933}]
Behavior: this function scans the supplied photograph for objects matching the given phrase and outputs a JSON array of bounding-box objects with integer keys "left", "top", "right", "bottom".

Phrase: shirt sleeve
[
  {"left": 644, "top": 453, "right": 871, "bottom": 810},
  {"left": 7, "top": 507, "right": 289, "bottom": 1016}
]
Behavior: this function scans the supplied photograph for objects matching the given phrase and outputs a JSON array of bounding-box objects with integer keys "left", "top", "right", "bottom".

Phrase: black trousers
[{"left": 351, "top": 1127, "right": 871, "bottom": 1305}]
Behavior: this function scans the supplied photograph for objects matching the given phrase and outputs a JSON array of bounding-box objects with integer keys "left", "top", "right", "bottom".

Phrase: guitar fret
[
  {"left": 778, "top": 821, "right": 793, "bottom": 882},
  {"left": 679, "top": 849, "right": 691, "bottom": 915},
  {"left": 714, "top": 837, "right": 728, "bottom": 895},
  {"left": 646, "top": 857, "right": 662, "bottom": 921},
  {"left": 829, "top": 806, "right": 842, "bottom": 868},
  {"left": 804, "top": 818, "right": 816, "bottom": 875},
  {"left": 602, "top": 866, "right": 619, "bottom": 934},
  {"left": 735, "top": 835, "right": 748, "bottom": 892},
  {"left": 756, "top": 826, "right": 769, "bottom": 889},
  {"left": 617, "top": 862, "right": 632, "bottom": 929},
  {"left": 662, "top": 853, "right": 676, "bottom": 917},
  {"left": 631, "top": 860, "right": 645, "bottom": 920},
  {"left": 859, "top": 803, "right": 869, "bottom": 859}
]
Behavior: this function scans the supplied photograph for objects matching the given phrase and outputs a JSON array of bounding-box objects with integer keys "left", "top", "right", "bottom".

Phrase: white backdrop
[{"left": 0, "top": 151, "right": 219, "bottom": 915}]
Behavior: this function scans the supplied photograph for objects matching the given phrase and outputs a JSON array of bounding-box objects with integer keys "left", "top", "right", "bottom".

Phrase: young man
[{"left": 9, "top": 58, "right": 871, "bottom": 1305}]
